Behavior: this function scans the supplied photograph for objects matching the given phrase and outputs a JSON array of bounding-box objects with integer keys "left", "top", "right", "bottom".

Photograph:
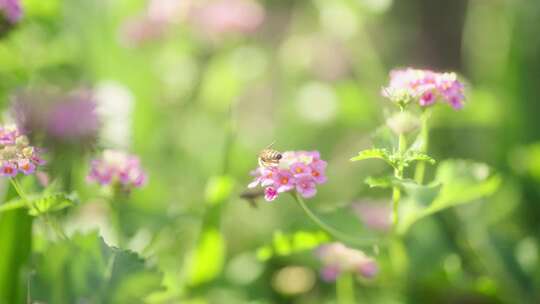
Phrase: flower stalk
[
  {"left": 292, "top": 192, "right": 378, "bottom": 247},
  {"left": 392, "top": 131, "right": 407, "bottom": 227},
  {"left": 336, "top": 273, "right": 355, "bottom": 304},
  {"left": 414, "top": 110, "right": 431, "bottom": 184}
]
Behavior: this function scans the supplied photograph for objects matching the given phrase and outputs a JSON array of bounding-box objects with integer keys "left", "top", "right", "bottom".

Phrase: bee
[{"left": 258, "top": 142, "right": 282, "bottom": 168}]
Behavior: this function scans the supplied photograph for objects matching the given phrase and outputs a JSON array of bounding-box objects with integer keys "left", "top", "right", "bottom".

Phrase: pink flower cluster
[
  {"left": 87, "top": 150, "right": 147, "bottom": 189},
  {"left": 382, "top": 68, "right": 465, "bottom": 109},
  {"left": 0, "top": 0, "right": 22, "bottom": 24},
  {"left": 248, "top": 151, "right": 327, "bottom": 202},
  {"left": 0, "top": 124, "right": 45, "bottom": 177},
  {"left": 315, "top": 242, "right": 378, "bottom": 282}
]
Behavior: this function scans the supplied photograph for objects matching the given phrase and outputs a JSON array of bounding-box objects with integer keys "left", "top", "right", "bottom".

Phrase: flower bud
[{"left": 386, "top": 111, "right": 419, "bottom": 135}]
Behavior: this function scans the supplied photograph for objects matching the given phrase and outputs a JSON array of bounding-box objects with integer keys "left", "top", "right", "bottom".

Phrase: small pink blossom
[
  {"left": 273, "top": 169, "right": 294, "bottom": 193},
  {"left": 247, "top": 150, "right": 327, "bottom": 202},
  {"left": 17, "top": 159, "right": 35, "bottom": 175},
  {"left": 382, "top": 68, "right": 465, "bottom": 110},
  {"left": 87, "top": 149, "right": 147, "bottom": 190},
  {"left": 264, "top": 186, "right": 278, "bottom": 201},
  {"left": 310, "top": 160, "right": 328, "bottom": 184},
  {"left": 290, "top": 162, "right": 311, "bottom": 176},
  {"left": 315, "top": 242, "right": 378, "bottom": 281},
  {"left": 0, "top": 161, "right": 17, "bottom": 177},
  {"left": 295, "top": 174, "right": 317, "bottom": 198}
]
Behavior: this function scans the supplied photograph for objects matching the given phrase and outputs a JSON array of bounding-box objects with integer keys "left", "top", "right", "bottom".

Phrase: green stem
[
  {"left": 110, "top": 189, "right": 126, "bottom": 248},
  {"left": 336, "top": 273, "right": 355, "bottom": 304},
  {"left": 414, "top": 110, "right": 430, "bottom": 184},
  {"left": 392, "top": 133, "right": 407, "bottom": 227},
  {"left": 9, "top": 179, "right": 26, "bottom": 199},
  {"left": 291, "top": 193, "right": 379, "bottom": 247},
  {"left": 0, "top": 200, "right": 27, "bottom": 213}
]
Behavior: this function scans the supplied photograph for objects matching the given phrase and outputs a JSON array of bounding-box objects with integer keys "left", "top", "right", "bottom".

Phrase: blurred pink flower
[
  {"left": 189, "top": 0, "right": 264, "bottom": 38},
  {"left": 248, "top": 150, "right": 327, "bottom": 201},
  {"left": 87, "top": 150, "right": 147, "bottom": 190},
  {"left": 119, "top": 0, "right": 188, "bottom": 47},
  {"left": 12, "top": 88, "right": 99, "bottom": 145},
  {"left": 352, "top": 202, "right": 391, "bottom": 232},
  {"left": 120, "top": 16, "right": 169, "bottom": 47},
  {"left": 0, "top": 124, "right": 45, "bottom": 177},
  {"left": 315, "top": 242, "right": 378, "bottom": 282},
  {"left": 382, "top": 68, "right": 465, "bottom": 110},
  {"left": 0, "top": 0, "right": 22, "bottom": 24}
]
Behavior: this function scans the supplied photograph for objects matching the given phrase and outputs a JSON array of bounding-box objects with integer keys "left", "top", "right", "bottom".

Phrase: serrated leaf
[
  {"left": 31, "top": 231, "right": 163, "bottom": 304},
  {"left": 404, "top": 150, "right": 436, "bottom": 165},
  {"left": 28, "top": 193, "right": 78, "bottom": 216},
  {"left": 351, "top": 148, "right": 395, "bottom": 168}
]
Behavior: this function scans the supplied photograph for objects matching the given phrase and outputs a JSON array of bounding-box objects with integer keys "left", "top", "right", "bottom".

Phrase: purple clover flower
[
  {"left": 0, "top": 124, "right": 45, "bottom": 177},
  {"left": 315, "top": 242, "right": 378, "bottom": 282},
  {"left": 382, "top": 68, "right": 465, "bottom": 110},
  {"left": 87, "top": 149, "right": 147, "bottom": 190},
  {"left": 248, "top": 150, "right": 327, "bottom": 202}
]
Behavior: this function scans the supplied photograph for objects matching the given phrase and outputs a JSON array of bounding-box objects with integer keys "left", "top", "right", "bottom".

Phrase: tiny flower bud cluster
[
  {"left": 0, "top": 124, "right": 45, "bottom": 177},
  {"left": 248, "top": 150, "right": 327, "bottom": 201},
  {"left": 87, "top": 149, "right": 147, "bottom": 189},
  {"left": 382, "top": 68, "right": 465, "bottom": 110},
  {"left": 315, "top": 242, "right": 378, "bottom": 282}
]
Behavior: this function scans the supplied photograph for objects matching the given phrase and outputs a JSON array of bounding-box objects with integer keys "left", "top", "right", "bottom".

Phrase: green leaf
[
  {"left": 403, "top": 150, "right": 436, "bottom": 166},
  {"left": 351, "top": 148, "right": 395, "bottom": 168},
  {"left": 365, "top": 175, "right": 441, "bottom": 204},
  {"left": 398, "top": 160, "right": 501, "bottom": 234},
  {"left": 0, "top": 199, "right": 27, "bottom": 213},
  {"left": 31, "top": 231, "right": 163, "bottom": 304},
  {"left": 365, "top": 176, "right": 395, "bottom": 188},
  {"left": 28, "top": 193, "right": 78, "bottom": 216}
]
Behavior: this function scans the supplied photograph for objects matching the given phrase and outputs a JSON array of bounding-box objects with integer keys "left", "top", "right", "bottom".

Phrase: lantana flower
[
  {"left": 0, "top": 124, "right": 45, "bottom": 177},
  {"left": 315, "top": 242, "right": 378, "bottom": 282},
  {"left": 382, "top": 68, "right": 465, "bottom": 110},
  {"left": 87, "top": 149, "right": 147, "bottom": 190},
  {"left": 248, "top": 150, "right": 327, "bottom": 201}
]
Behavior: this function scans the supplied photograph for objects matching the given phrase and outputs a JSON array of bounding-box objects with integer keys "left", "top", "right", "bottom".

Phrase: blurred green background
[{"left": 1, "top": 0, "right": 540, "bottom": 303}]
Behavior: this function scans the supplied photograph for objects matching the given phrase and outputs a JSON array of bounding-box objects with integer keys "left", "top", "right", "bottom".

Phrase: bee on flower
[
  {"left": 87, "top": 149, "right": 147, "bottom": 190},
  {"left": 248, "top": 150, "right": 327, "bottom": 202},
  {"left": 315, "top": 242, "right": 378, "bottom": 282},
  {"left": 0, "top": 124, "right": 45, "bottom": 177}
]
